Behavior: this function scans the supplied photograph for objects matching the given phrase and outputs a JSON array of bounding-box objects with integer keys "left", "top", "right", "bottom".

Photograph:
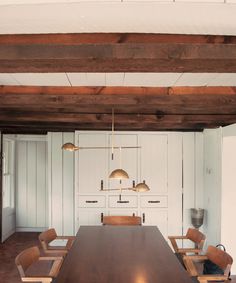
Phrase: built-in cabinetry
[{"left": 76, "top": 131, "right": 183, "bottom": 239}]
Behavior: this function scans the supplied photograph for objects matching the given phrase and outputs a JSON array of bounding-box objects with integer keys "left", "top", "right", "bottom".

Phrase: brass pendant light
[
  {"left": 62, "top": 143, "right": 79, "bottom": 151},
  {"left": 133, "top": 181, "right": 150, "bottom": 192},
  {"left": 62, "top": 109, "right": 140, "bottom": 152},
  {"left": 109, "top": 168, "right": 129, "bottom": 180}
]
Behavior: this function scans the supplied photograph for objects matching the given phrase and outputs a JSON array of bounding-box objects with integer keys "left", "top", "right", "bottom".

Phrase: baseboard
[{"left": 16, "top": 227, "right": 48, "bottom": 232}]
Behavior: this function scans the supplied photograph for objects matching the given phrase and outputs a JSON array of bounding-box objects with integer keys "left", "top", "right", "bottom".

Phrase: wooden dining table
[{"left": 55, "top": 226, "right": 193, "bottom": 283}]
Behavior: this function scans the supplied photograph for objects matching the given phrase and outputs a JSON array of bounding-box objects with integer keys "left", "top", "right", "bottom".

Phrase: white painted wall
[
  {"left": 203, "top": 128, "right": 222, "bottom": 247},
  {"left": 15, "top": 135, "right": 48, "bottom": 231},
  {"left": 222, "top": 136, "right": 236, "bottom": 274},
  {"left": 48, "top": 132, "right": 75, "bottom": 236},
  {"left": 182, "top": 133, "right": 204, "bottom": 235}
]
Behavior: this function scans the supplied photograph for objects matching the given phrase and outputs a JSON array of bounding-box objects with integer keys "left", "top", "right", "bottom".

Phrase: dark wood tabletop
[{"left": 55, "top": 226, "right": 193, "bottom": 283}]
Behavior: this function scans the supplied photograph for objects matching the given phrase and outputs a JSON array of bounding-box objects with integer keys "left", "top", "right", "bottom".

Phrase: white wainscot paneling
[
  {"left": 48, "top": 132, "right": 75, "bottom": 236},
  {"left": 16, "top": 138, "right": 47, "bottom": 231}
]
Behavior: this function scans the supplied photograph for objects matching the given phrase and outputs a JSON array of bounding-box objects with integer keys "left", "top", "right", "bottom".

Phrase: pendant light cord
[{"left": 111, "top": 108, "right": 114, "bottom": 160}]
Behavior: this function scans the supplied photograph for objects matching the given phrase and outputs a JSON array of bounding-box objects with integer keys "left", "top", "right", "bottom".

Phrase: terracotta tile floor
[
  {"left": 0, "top": 232, "right": 40, "bottom": 283},
  {"left": 0, "top": 232, "right": 235, "bottom": 283}
]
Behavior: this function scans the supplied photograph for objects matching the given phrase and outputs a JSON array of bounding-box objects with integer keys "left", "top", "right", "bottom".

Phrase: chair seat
[{"left": 25, "top": 259, "right": 62, "bottom": 278}]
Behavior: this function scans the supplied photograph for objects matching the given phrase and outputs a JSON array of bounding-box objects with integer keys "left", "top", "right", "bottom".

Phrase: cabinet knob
[{"left": 142, "top": 213, "right": 145, "bottom": 223}]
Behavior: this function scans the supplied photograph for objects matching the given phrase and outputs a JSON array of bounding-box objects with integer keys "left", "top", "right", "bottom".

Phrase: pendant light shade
[
  {"left": 133, "top": 182, "right": 150, "bottom": 192},
  {"left": 109, "top": 169, "right": 129, "bottom": 180},
  {"left": 61, "top": 143, "right": 79, "bottom": 152}
]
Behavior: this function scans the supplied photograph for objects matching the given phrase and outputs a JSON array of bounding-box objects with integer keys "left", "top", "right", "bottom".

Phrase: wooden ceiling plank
[
  {"left": 1, "top": 33, "right": 236, "bottom": 72},
  {"left": 0, "top": 33, "right": 235, "bottom": 45}
]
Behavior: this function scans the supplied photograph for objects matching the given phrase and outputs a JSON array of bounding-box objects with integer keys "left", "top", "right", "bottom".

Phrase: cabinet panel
[
  {"left": 77, "top": 209, "right": 104, "bottom": 228},
  {"left": 78, "top": 133, "right": 108, "bottom": 194},
  {"left": 108, "top": 195, "right": 137, "bottom": 208},
  {"left": 140, "top": 195, "right": 168, "bottom": 208},
  {"left": 139, "top": 134, "right": 168, "bottom": 194},
  {"left": 108, "top": 134, "right": 138, "bottom": 190},
  {"left": 141, "top": 209, "right": 168, "bottom": 239},
  {"left": 78, "top": 195, "right": 106, "bottom": 208}
]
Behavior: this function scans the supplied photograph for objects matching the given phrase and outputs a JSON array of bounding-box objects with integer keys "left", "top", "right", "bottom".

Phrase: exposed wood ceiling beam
[
  {"left": 1, "top": 33, "right": 236, "bottom": 72},
  {"left": 1, "top": 86, "right": 236, "bottom": 133}
]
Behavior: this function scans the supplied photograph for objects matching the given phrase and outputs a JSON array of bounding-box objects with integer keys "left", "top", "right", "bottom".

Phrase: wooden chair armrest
[
  {"left": 49, "top": 258, "right": 63, "bottom": 277},
  {"left": 183, "top": 256, "right": 199, "bottom": 276},
  {"left": 183, "top": 255, "right": 208, "bottom": 261},
  {"left": 178, "top": 248, "right": 201, "bottom": 254},
  {"left": 39, "top": 256, "right": 63, "bottom": 261},
  {"left": 168, "top": 236, "right": 188, "bottom": 239},
  {"left": 45, "top": 249, "right": 68, "bottom": 254},
  {"left": 56, "top": 236, "right": 76, "bottom": 240},
  {"left": 22, "top": 277, "right": 52, "bottom": 282},
  {"left": 198, "top": 275, "right": 228, "bottom": 281}
]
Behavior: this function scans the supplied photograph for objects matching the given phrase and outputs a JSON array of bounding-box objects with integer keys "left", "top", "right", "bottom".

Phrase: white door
[{"left": 2, "top": 137, "right": 15, "bottom": 242}]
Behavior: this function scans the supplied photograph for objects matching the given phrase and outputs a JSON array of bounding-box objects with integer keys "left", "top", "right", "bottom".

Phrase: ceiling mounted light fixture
[
  {"left": 62, "top": 108, "right": 140, "bottom": 153},
  {"left": 109, "top": 168, "right": 129, "bottom": 180},
  {"left": 133, "top": 181, "right": 150, "bottom": 192}
]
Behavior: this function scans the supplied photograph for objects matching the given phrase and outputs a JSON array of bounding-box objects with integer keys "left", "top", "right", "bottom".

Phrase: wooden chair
[
  {"left": 103, "top": 216, "right": 142, "bottom": 226},
  {"left": 183, "top": 245, "right": 233, "bottom": 283},
  {"left": 39, "top": 228, "right": 76, "bottom": 256},
  {"left": 168, "top": 228, "right": 206, "bottom": 255},
  {"left": 15, "top": 246, "right": 63, "bottom": 283}
]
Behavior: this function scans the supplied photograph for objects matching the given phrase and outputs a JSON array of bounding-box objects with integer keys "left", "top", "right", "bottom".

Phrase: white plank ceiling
[
  {"left": 1, "top": 73, "right": 236, "bottom": 87},
  {"left": 0, "top": 1, "right": 236, "bottom": 35}
]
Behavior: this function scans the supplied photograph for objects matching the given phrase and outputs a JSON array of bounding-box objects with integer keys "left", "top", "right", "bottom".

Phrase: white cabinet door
[
  {"left": 108, "top": 134, "right": 138, "bottom": 191},
  {"left": 141, "top": 209, "right": 168, "bottom": 239},
  {"left": 139, "top": 134, "right": 168, "bottom": 194},
  {"left": 78, "top": 133, "right": 108, "bottom": 194},
  {"left": 77, "top": 209, "right": 104, "bottom": 228}
]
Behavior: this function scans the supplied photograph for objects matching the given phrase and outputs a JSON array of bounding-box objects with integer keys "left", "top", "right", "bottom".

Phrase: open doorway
[{"left": 1, "top": 135, "right": 48, "bottom": 242}]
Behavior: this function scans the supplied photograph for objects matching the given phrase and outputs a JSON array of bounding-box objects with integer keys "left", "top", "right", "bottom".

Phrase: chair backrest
[
  {"left": 186, "top": 228, "right": 206, "bottom": 249},
  {"left": 207, "top": 245, "right": 233, "bottom": 273},
  {"left": 103, "top": 216, "right": 142, "bottom": 226},
  {"left": 39, "top": 228, "right": 57, "bottom": 251},
  {"left": 15, "top": 246, "right": 40, "bottom": 277}
]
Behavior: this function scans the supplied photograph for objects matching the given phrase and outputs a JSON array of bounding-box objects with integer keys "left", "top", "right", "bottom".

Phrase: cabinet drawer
[
  {"left": 140, "top": 196, "right": 168, "bottom": 208},
  {"left": 109, "top": 195, "right": 137, "bottom": 208},
  {"left": 78, "top": 195, "right": 106, "bottom": 208}
]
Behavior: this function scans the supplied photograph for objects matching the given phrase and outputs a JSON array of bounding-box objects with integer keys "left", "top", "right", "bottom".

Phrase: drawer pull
[
  {"left": 142, "top": 213, "right": 145, "bottom": 223},
  {"left": 101, "top": 213, "right": 103, "bottom": 223},
  {"left": 148, "top": 201, "right": 161, "bottom": 204},
  {"left": 86, "top": 200, "right": 98, "bottom": 203},
  {"left": 117, "top": 200, "right": 129, "bottom": 204}
]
